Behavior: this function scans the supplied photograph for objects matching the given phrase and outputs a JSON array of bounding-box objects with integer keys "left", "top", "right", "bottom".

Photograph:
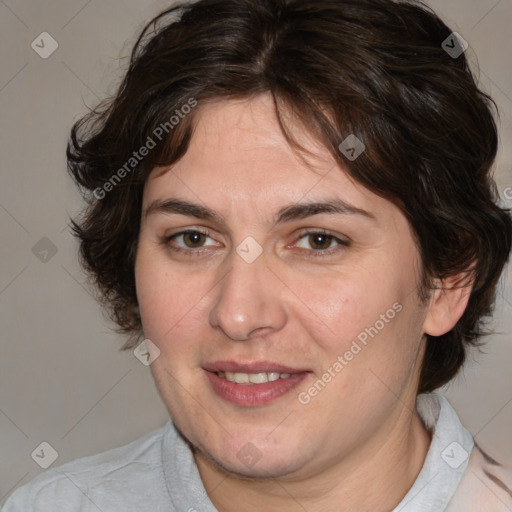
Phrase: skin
[{"left": 135, "top": 94, "right": 470, "bottom": 511}]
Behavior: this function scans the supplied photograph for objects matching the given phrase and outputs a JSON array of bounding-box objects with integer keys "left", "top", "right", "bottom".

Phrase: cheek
[
  {"left": 135, "top": 248, "right": 190, "bottom": 342},
  {"left": 295, "top": 254, "right": 425, "bottom": 386},
  {"left": 296, "top": 267, "right": 402, "bottom": 350}
]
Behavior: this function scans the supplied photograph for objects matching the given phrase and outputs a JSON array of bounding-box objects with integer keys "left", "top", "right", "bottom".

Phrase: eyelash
[{"left": 161, "top": 228, "right": 349, "bottom": 259}]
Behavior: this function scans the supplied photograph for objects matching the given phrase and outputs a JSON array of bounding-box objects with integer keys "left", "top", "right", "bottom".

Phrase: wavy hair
[{"left": 67, "top": 0, "right": 512, "bottom": 393}]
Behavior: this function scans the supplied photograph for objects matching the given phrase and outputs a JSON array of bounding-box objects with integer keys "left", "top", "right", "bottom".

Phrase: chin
[
  {"left": 201, "top": 445, "right": 307, "bottom": 480},
  {"left": 191, "top": 431, "right": 311, "bottom": 480}
]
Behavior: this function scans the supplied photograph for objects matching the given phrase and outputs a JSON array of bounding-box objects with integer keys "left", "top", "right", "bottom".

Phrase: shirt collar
[
  {"left": 392, "top": 393, "right": 474, "bottom": 511},
  {"left": 161, "top": 393, "right": 474, "bottom": 512}
]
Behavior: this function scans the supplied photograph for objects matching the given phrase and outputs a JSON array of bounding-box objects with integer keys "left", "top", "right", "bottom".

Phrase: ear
[{"left": 422, "top": 274, "right": 473, "bottom": 337}]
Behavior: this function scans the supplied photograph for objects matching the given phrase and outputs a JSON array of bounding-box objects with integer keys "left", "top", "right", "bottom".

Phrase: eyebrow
[{"left": 143, "top": 197, "right": 375, "bottom": 225}]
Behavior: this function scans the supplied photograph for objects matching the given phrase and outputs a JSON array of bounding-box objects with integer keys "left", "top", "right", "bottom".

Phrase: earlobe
[{"left": 422, "top": 275, "right": 473, "bottom": 337}]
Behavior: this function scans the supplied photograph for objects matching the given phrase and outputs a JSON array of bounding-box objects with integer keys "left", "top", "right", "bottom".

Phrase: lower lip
[{"left": 204, "top": 371, "right": 309, "bottom": 407}]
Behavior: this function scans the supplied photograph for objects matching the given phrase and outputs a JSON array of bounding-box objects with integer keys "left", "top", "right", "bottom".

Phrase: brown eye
[
  {"left": 307, "top": 233, "right": 334, "bottom": 250},
  {"left": 182, "top": 231, "right": 208, "bottom": 248},
  {"left": 161, "top": 229, "right": 222, "bottom": 257},
  {"left": 164, "top": 229, "right": 216, "bottom": 252},
  {"left": 295, "top": 230, "right": 349, "bottom": 257}
]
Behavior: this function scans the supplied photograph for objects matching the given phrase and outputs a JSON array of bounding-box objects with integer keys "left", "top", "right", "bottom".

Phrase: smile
[
  {"left": 203, "top": 362, "right": 311, "bottom": 406},
  {"left": 216, "top": 371, "right": 292, "bottom": 384}
]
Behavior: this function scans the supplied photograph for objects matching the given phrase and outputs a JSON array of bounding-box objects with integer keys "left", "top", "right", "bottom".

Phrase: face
[{"left": 135, "top": 94, "right": 431, "bottom": 480}]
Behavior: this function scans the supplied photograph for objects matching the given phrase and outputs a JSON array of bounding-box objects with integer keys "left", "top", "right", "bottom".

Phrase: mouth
[
  {"left": 215, "top": 370, "right": 295, "bottom": 384},
  {"left": 203, "top": 361, "right": 312, "bottom": 407}
]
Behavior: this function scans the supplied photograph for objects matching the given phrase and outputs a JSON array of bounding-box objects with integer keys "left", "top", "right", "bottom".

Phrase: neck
[{"left": 194, "top": 403, "right": 431, "bottom": 512}]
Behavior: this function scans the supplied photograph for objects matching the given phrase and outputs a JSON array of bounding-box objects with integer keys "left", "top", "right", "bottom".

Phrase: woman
[{"left": 4, "top": 0, "right": 511, "bottom": 510}]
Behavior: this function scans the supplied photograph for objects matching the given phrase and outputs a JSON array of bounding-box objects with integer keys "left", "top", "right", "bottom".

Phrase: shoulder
[
  {"left": 2, "top": 423, "right": 171, "bottom": 512},
  {"left": 447, "top": 443, "right": 512, "bottom": 512}
]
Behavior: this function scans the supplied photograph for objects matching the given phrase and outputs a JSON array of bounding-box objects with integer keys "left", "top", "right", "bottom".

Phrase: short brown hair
[{"left": 67, "top": 0, "right": 512, "bottom": 393}]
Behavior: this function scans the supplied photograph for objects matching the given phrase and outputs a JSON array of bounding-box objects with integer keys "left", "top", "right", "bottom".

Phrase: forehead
[{"left": 144, "top": 94, "right": 398, "bottom": 227}]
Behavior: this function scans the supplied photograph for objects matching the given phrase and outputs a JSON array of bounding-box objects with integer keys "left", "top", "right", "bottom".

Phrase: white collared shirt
[{"left": 3, "top": 394, "right": 511, "bottom": 511}]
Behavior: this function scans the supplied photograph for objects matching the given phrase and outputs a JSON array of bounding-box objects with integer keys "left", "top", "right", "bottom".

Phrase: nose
[{"left": 208, "top": 248, "right": 287, "bottom": 341}]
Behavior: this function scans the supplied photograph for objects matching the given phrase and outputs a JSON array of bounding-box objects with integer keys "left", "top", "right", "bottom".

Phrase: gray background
[{"left": 1, "top": 0, "right": 511, "bottom": 505}]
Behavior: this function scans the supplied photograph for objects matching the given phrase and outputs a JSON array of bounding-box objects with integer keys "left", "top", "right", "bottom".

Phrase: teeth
[
  {"left": 248, "top": 372, "right": 268, "bottom": 384},
  {"left": 234, "top": 372, "right": 249, "bottom": 383},
  {"left": 217, "top": 371, "right": 295, "bottom": 384}
]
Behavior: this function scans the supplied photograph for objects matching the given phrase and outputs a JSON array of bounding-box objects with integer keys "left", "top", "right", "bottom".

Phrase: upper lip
[{"left": 203, "top": 360, "right": 311, "bottom": 374}]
